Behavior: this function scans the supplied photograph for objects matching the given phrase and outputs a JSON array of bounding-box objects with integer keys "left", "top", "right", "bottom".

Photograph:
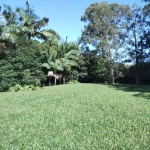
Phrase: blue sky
[{"left": 0, "top": 0, "right": 145, "bottom": 42}]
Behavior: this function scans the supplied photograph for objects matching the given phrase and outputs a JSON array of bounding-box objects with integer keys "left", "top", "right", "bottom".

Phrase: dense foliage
[
  {"left": 0, "top": 39, "right": 45, "bottom": 91},
  {"left": 80, "top": 1, "right": 150, "bottom": 84},
  {"left": 0, "top": 0, "right": 150, "bottom": 91}
]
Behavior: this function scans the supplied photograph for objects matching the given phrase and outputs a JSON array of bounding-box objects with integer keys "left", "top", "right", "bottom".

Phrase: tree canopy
[{"left": 0, "top": 0, "right": 150, "bottom": 91}]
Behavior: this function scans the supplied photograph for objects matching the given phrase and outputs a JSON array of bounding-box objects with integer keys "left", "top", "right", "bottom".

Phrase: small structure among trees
[{"left": 47, "top": 71, "right": 64, "bottom": 86}]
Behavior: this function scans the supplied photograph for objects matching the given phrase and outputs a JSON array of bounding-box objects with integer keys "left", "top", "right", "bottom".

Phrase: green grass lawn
[{"left": 0, "top": 84, "right": 150, "bottom": 149}]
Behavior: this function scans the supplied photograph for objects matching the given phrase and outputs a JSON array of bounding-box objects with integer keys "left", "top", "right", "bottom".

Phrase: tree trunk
[
  {"left": 110, "top": 63, "right": 115, "bottom": 84},
  {"left": 134, "top": 25, "right": 139, "bottom": 85},
  {"left": 109, "top": 48, "right": 115, "bottom": 84},
  {"left": 136, "top": 72, "right": 139, "bottom": 84},
  {"left": 135, "top": 61, "right": 139, "bottom": 84},
  {"left": 135, "top": 48, "right": 139, "bottom": 84}
]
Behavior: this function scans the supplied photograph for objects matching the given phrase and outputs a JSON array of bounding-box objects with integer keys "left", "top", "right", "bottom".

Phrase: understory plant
[{"left": 9, "top": 84, "right": 42, "bottom": 92}]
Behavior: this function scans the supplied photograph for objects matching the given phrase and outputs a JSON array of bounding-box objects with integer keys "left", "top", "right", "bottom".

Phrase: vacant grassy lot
[{"left": 0, "top": 84, "right": 150, "bottom": 149}]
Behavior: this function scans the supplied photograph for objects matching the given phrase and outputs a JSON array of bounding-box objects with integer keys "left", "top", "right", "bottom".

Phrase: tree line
[{"left": 0, "top": 0, "right": 149, "bottom": 91}]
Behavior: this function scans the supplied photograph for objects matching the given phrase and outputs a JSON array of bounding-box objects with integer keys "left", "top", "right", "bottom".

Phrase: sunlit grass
[{"left": 0, "top": 84, "right": 150, "bottom": 149}]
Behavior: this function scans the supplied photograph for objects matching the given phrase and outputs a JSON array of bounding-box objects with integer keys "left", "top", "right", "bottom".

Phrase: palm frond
[
  {"left": 42, "top": 63, "right": 50, "bottom": 69},
  {"left": 44, "top": 29, "right": 61, "bottom": 40},
  {"left": 0, "top": 32, "right": 18, "bottom": 41},
  {"left": 2, "top": 25, "right": 20, "bottom": 33},
  {"left": 3, "top": 5, "right": 13, "bottom": 13},
  {"left": 3, "top": 5, "right": 16, "bottom": 25},
  {"left": 0, "top": 14, "right": 5, "bottom": 19},
  {"left": 34, "top": 17, "right": 49, "bottom": 29},
  {"left": 68, "top": 60, "right": 78, "bottom": 67},
  {"left": 39, "top": 29, "right": 59, "bottom": 42},
  {"left": 65, "top": 50, "right": 78, "bottom": 58}
]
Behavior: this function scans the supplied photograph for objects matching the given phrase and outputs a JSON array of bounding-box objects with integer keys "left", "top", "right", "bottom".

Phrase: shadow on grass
[{"left": 106, "top": 84, "right": 150, "bottom": 100}]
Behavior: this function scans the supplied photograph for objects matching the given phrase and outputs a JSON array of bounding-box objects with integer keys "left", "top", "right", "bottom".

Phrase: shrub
[
  {"left": 0, "top": 40, "right": 46, "bottom": 92},
  {"left": 67, "top": 80, "right": 79, "bottom": 84},
  {"left": 9, "top": 84, "right": 42, "bottom": 92}
]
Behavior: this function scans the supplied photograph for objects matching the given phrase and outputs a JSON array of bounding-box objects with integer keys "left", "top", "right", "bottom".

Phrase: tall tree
[
  {"left": 80, "top": 2, "right": 126, "bottom": 84},
  {"left": 41, "top": 39, "right": 63, "bottom": 72},
  {"left": 0, "top": 1, "right": 58, "bottom": 44},
  {"left": 142, "top": 0, "right": 150, "bottom": 55},
  {"left": 0, "top": 5, "right": 19, "bottom": 43},
  {"left": 121, "top": 4, "right": 150, "bottom": 84},
  {"left": 42, "top": 40, "right": 79, "bottom": 83},
  {"left": 15, "top": 1, "right": 54, "bottom": 40}
]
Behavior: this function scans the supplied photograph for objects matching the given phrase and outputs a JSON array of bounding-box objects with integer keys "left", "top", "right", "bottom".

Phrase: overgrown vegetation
[
  {"left": 0, "top": 39, "right": 45, "bottom": 91},
  {"left": 9, "top": 84, "right": 41, "bottom": 92},
  {"left": 0, "top": 0, "right": 150, "bottom": 92}
]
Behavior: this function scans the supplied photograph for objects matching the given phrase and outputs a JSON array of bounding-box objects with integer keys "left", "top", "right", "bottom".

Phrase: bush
[
  {"left": 0, "top": 40, "right": 46, "bottom": 92},
  {"left": 67, "top": 80, "right": 79, "bottom": 84},
  {"left": 9, "top": 84, "right": 42, "bottom": 92}
]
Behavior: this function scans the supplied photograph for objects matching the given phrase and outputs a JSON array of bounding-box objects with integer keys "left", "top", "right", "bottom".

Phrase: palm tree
[
  {"left": 41, "top": 38, "right": 80, "bottom": 84},
  {"left": 40, "top": 39, "right": 62, "bottom": 85},
  {"left": 41, "top": 39, "right": 63, "bottom": 72},
  {"left": 0, "top": 1, "right": 59, "bottom": 43},
  {"left": 16, "top": 3, "right": 52, "bottom": 40},
  {"left": 58, "top": 42, "right": 79, "bottom": 83},
  {"left": 0, "top": 5, "right": 19, "bottom": 42},
  {"left": 42, "top": 51, "right": 64, "bottom": 72}
]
